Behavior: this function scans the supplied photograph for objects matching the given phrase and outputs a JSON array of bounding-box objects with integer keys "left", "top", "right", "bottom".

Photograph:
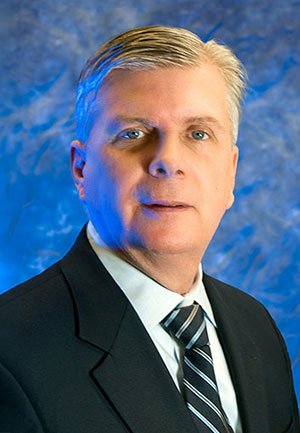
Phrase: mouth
[{"left": 142, "top": 201, "right": 190, "bottom": 211}]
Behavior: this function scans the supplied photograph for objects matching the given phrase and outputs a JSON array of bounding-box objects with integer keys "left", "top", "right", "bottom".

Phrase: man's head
[
  {"left": 76, "top": 26, "right": 247, "bottom": 145},
  {"left": 71, "top": 26, "right": 247, "bottom": 263}
]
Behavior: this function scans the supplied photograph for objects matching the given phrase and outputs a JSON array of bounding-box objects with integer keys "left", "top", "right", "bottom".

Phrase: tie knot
[{"left": 162, "top": 303, "right": 208, "bottom": 350}]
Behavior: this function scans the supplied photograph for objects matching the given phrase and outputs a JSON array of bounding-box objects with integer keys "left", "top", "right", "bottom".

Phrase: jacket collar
[{"left": 60, "top": 226, "right": 129, "bottom": 352}]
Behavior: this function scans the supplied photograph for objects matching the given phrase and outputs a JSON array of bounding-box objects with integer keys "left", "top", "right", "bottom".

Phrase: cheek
[
  {"left": 83, "top": 155, "right": 116, "bottom": 210},
  {"left": 85, "top": 154, "right": 138, "bottom": 217},
  {"left": 202, "top": 157, "right": 234, "bottom": 204}
]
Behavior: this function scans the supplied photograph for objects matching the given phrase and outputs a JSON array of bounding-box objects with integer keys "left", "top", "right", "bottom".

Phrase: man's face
[{"left": 71, "top": 64, "right": 238, "bottom": 259}]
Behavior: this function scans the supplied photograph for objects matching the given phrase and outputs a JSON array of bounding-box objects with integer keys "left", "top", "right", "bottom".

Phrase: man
[{"left": 0, "top": 26, "right": 298, "bottom": 433}]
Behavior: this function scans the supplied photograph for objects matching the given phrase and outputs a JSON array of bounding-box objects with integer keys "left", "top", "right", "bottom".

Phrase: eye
[
  {"left": 190, "top": 130, "right": 209, "bottom": 140},
  {"left": 119, "top": 129, "right": 145, "bottom": 140}
]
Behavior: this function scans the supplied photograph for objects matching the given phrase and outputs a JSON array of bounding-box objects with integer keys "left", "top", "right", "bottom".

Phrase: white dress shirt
[{"left": 87, "top": 222, "right": 242, "bottom": 432}]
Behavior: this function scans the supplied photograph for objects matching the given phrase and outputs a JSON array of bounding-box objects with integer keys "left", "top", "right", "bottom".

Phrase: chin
[{"left": 129, "top": 232, "right": 203, "bottom": 255}]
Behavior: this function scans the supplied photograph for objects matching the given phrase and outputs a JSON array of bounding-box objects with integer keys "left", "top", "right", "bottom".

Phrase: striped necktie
[{"left": 162, "top": 302, "right": 234, "bottom": 433}]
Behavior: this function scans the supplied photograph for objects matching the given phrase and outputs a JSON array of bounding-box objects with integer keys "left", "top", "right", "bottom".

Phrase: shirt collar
[{"left": 87, "top": 221, "right": 217, "bottom": 330}]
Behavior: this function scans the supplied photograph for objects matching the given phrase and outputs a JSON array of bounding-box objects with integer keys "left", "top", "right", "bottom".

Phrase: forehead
[{"left": 90, "top": 64, "right": 230, "bottom": 131}]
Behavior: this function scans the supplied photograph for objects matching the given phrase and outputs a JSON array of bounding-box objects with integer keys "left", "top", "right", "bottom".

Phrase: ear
[
  {"left": 226, "top": 145, "right": 239, "bottom": 210},
  {"left": 70, "top": 140, "right": 86, "bottom": 203}
]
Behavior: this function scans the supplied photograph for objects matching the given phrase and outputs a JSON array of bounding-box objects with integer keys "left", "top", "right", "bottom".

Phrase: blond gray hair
[{"left": 76, "top": 26, "right": 247, "bottom": 143}]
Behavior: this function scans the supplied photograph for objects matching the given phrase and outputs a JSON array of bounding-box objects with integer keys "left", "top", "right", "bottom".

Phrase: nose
[{"left": 148, "top": 135, "right": 185, "bottom": 179}]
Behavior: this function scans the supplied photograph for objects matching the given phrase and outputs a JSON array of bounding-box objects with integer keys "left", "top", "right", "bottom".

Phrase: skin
[{"left": 71, "top": 64, "right": 239, "bottom": 294}]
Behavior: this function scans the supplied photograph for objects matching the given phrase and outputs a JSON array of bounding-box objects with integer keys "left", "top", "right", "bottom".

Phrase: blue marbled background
[{"left": 1, "top": 0, "right": 299, "bottom": 403}]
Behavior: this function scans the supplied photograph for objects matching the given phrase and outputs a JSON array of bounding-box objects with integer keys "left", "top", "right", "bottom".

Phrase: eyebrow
[
  {"left": 105, "top": 116, "right": 155, "bottom": 136},
  {"left": 183, "top": 116, "right": 224, "bottom": 130},
  {"left": 109, "top": 116, "right": 154, "bottom": 127},
  {"left": 107, "top": 115, "right": 224, "bottom": 130}
]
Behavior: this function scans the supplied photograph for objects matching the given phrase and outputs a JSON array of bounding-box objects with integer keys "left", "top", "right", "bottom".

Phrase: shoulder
[
  {"left": 0, "top": 226, "right": 90, "bottom": 314},
  {"left": 203, "top": 272, "right": 288, "bottom": 350},
  {"left": 0, "top": 258, "right": 71, "bottom": 327},
  {"left": 203, "top": 272, "right": 292, "bottom": 366},
  {"left": 0, "top": 260, "right": 62, "bottom": 306},
  {"left": 0, "top": 225, "right": 111, "bottom": 347},
  {"left": 203, "top": 273, "right": 271, "bottom": 317},
  {"left": 0, "top": 259, "right": 74, "bottom": 344},
  {"left": 0, "top": 228, "right": 91, "bottom": 349}
]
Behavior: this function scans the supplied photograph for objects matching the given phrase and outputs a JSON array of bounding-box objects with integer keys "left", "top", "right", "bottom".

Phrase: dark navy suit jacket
[{"left": 0, "top": 227, "right": 299, "bottom": 432}]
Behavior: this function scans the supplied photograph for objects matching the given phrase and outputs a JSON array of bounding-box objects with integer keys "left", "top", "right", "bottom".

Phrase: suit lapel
[
  {"left": 60, "top": 227, "right": 198, "bottom": 433},
  {"left": 92, "top": 301, "right": 199, "bottom": 433},
  {"left": 203, "top": 274, "right": 270, "bottom": 433}
]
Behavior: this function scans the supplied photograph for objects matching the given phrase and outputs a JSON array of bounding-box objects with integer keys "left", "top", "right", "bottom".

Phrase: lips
[{"left": 141, "top": 200, "right": 190, "bottom": 211}]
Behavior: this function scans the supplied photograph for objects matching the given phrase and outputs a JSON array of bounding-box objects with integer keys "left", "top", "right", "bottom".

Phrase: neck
[{"left": 117, "top": 249, "right": 201, "bottom": 295}]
